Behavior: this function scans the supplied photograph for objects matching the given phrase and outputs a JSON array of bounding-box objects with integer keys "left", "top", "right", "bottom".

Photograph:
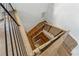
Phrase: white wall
[
  {"left": 45, "top": 3, "right": 54, "bottom": 24},
  {"left": 53, "top": 3, "right": 79, "bottom": 55},
  {"left": 12, "top": 3, "right": 49, "bottom": 32}
]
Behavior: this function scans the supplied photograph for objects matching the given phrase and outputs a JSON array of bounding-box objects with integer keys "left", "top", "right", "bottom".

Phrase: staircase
[
  {"left": 0, "top": 3, "right": 78, "bottom": 56},
  {"left": 27, "top": 21, "right": 78, "bottom": 56}
]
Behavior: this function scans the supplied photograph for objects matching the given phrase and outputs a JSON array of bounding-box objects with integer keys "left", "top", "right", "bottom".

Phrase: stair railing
[{"left": 0, "top": 3, "right": 27, "bottom": 56}]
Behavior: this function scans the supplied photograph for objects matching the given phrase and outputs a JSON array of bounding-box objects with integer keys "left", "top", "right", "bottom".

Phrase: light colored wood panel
[
  {"left": 57, "top": 44, "right": 71, "bottom": 56},
  {"left": 63, "top": 34, "right": 78, "bottom": 52},
  {"left": 49, "top": 26, "right": 63, "bottom": 37},
  {"left": 40, "top": 31, "right": 68, "bottom": 56}
]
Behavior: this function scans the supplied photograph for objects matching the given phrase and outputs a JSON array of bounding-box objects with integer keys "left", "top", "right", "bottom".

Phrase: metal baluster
[
  {"left": 13, "top": 22, "right": 23, "bottom": 55},
  {"left": 8, "top": 16, "right": 15, "bottom": 56},
  {"left": 4, "top": 13, "right": 8, "bottom": 56},
  {"left": 10, "top": 17, "right": 20, "bottom": 56},
  {"left": 11, "top": 19, "right": 21, "bottom": 56},
  {"left": 15, "top": 24, "right": 27, "bottom": 56}
]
